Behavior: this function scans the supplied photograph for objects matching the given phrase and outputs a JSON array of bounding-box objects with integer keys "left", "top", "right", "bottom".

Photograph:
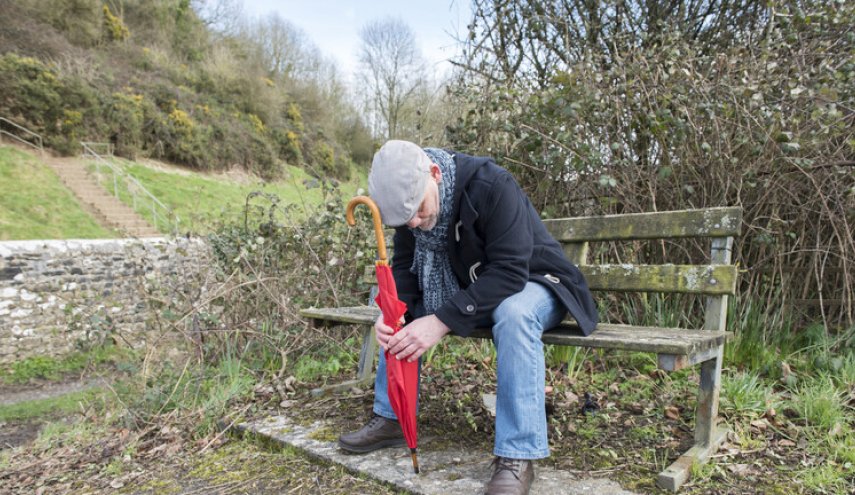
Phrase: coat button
[{"left": 466, "top": 304, "right": 475, "bottom": 312}]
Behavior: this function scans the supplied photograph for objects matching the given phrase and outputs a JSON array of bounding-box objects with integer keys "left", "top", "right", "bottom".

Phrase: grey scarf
[{"left": 410, "top": 148, "right": 459, "bottom": 314}]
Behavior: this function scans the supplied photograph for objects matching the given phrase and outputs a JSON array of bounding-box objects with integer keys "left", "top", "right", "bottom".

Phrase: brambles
[{"left": 450, "top": 0, "right": 855, "bottom": 336}]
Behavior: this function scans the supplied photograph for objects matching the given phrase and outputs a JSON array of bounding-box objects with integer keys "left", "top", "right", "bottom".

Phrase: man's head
[{"left": 368, "top": 140, "right": 442, "bottom": 230}]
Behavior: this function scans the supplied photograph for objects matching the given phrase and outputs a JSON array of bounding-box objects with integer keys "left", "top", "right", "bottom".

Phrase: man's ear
[{"left": 430, "top": 163, "right": 442, "bottom": 182}]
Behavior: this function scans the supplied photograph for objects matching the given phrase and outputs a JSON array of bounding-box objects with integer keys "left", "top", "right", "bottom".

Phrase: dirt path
[
  {"left": 0, "top": 378, "right": 107, "bottom": 407},
  {"left": 0, "top": 377, "right": 111, "bottom": 451}
]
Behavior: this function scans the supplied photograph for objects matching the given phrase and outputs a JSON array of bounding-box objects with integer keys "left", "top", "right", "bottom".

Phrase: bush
[
  {"left": 1, "top": 4, "right": 368, "bottom": 181},
  {"left": 105, "top": 90, "right": 146, "bottom": 158},
  {"left": 449, "top": 1, "right": 855, "bottom": 331},
  {"left": 0, "top": 53, "right": 98, "bottom": 154}
]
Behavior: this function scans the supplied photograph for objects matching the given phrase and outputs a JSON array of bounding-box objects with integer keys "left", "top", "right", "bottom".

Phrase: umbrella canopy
[{"left": 346, "top": 196, "right": 420, "bottom": 474}]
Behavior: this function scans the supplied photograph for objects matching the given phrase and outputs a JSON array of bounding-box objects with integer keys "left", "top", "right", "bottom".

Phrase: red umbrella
[{"left": 346, "top": 196, "right": 420, "bottom": 474}]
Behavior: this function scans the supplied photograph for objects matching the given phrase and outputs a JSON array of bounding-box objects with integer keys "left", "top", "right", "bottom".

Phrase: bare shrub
[
  {"left": 449, "top": 1, "right": 855, "bottom": 334},
  {"left": 114, "top": 188, "right": 377, "bottom": 437}
]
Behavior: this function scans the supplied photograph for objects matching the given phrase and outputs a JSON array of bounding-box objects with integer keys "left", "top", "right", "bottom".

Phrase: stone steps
[{"left": 46, "top": 156, "right": 161, "bottom": 238}]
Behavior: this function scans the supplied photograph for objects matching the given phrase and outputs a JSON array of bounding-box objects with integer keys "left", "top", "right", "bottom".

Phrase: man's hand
[
  {"left": 386, "top": 315, "right": 450, "bottom": 362},
  {"left": 373, "top": 315, "right": 402, "bottom": 349}
]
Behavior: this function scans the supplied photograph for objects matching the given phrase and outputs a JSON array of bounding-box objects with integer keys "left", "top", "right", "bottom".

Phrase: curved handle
[{"left": 346, "top": 196, "right": 387, "bottom": 264}]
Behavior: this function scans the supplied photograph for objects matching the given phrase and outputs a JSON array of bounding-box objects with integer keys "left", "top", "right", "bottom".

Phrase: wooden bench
[{"left": 300, "top": 207, "right": 742, "bottom": 491}]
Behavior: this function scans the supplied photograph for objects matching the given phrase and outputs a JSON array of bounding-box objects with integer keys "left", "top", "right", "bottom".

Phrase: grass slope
[
  {"left": 94, "top": 158, "right": 367, "bottom": 234},
  {"left": 0, "top": 146, "right": 111, "bottom": 240}
]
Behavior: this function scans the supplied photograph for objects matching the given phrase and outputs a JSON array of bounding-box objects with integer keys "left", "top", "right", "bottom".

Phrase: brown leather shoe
[
  {"left": 484, "top": 457, "right": 534, "bottom": 495},
  {"left": 338, "top": 415, "right": 405, "bottom": 453}
]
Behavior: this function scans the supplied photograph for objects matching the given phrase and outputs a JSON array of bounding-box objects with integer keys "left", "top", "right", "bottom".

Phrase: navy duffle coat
[{"left": 391, "top": 151, "right": 598, "bottom": 337}]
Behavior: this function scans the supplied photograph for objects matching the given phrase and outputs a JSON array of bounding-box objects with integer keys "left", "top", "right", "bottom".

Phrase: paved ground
[{"left": 238, "top": 414, "right": 640, "bottom": 495}]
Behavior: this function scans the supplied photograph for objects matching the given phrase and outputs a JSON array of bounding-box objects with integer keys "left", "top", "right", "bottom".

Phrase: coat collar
[
  {"left": 448, "top": 151, "right": 491, "bottom": 244},
  {"left": 451, "top": 151, "right": 490, "bottom": 220}
]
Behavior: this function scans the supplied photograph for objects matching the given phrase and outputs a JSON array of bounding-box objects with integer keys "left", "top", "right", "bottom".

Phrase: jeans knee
[
  {"left": 493, "top": 299, "right": 535, "bottom": 328},
  {"left": 492, "top": 301, "right": 546, "bottom": 348}
]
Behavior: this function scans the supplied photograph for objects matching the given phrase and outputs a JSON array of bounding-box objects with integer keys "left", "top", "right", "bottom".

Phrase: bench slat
[
  {"left": 361, "top": 264, "right": 737, "bottom": 295},
  {"left": 299, "top": 306, "right": 729, "bottom": 356},
  {"left": 581, "top": 264, "right": 737, "bottom": 295},
  {"left": 471, "top": 323, "right": 728, "bottom": 356},
  {"left": 544, "top": 207, "right": 742, "bottom": 242},
  {"left": 302, "top": 305, "right": 378, "bottom": 326}
]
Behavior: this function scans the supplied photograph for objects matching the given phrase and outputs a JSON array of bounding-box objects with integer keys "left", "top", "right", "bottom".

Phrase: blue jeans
[{"left": 373, "top": 281, "right": 566, "bottom": 459}]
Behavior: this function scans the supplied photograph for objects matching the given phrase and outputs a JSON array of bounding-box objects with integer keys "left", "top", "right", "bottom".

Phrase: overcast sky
[{"left": 240, "top": 0, "right": 470, "bottom": 80}]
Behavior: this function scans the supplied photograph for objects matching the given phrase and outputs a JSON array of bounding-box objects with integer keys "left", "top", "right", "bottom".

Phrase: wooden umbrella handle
[{"left": 346, "top": 196, "right": 388, "bottom": 264}]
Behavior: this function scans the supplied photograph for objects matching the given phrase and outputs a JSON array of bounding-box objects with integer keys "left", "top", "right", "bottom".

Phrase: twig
[
  {"left": 560, "top": 464, "right": 627, "bottom": 474},
  {"left": 710, "top": 446, "right": 765, "bottom": 458},
  {"left": 0, "top": 457, "right": 53, "bottom": 480},
  {"left": 182, "top": 478, "right": 262, "bottom": 495},
  {"left": 198, "top": 402, "right": 253, "bottom": 454}
]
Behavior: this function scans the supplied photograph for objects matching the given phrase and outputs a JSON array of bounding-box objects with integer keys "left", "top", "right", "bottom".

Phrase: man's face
[
  {"left": 406, "top": 180, "right": 439, "bottom": 231},
  {"left": 406, "top": 164, "right": 441, "bottom": 231}
]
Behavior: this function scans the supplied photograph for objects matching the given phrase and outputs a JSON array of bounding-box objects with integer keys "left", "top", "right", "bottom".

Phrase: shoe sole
[{"left": 337, "top": 437, "right": 406, "bottom": 454}]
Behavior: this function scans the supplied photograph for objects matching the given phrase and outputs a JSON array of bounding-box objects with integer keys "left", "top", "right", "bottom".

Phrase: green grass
[
  {"left": 0, "top": 146, "right": 112, "bottom": 239},
  {"left": 293, "top": 336, "right": 360, "bottom": 382},
  {"left": 90, "top": 157, "right": 368, "bottom": 234},
  {"left": 0, "top": 387, "right": 106, "bottom": 421},
  {"left": 720, "top": 371, "right": 781, "bottom": 419},
  {"left": 0, "top": 346, "right": 133, "bottom": 385},
  {"left": 790, "top": 375, "right": 851, "bottom": 433},
  {"left": 1, "top": 144, "right": 368, "bottom": 240},
  {"left": 33, "top": 416, "right": 106, "bottom": 450}
]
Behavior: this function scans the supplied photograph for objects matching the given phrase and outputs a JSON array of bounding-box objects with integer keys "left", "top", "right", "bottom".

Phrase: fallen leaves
[
  {"left": 664, "top": 405, "right": 681, "bottom": 420},
  {"left": 750, "top": 418, "right": 769, "bottom": 432}
]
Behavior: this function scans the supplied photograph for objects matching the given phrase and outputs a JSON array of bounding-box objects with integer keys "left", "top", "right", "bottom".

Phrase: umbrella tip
[{"left": 411, "top": 449, "right": 420, "bottom": 474}]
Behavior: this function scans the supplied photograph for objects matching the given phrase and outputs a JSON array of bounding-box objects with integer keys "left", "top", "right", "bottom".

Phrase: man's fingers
[
  {"left": 394, "top": 342, "right": 417, "bottom": 361},
  {"left": 406, "top": 348, "right": 423, "bottom": 362},
  {"left": 388, "top": 331, "right": 412, "bottom": 355},
  {"left": 390, "top": 333, "right": 427, "bottom": 361},
  {"left": 387, "top": 335, "right": 404, "bottom": 354},
  {"left": 374, "top": 322, "right": 393, "bottom": 349}
]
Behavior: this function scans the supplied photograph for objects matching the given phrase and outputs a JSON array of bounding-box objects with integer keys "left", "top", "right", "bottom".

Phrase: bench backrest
[
  {"left": 545, "top": 207, "right": 741, "bottom": 294},
  {"left": 545, "top": 207, "right": 741, "bottom": 332},
  {"left": 364, "top": 207, "right": 742, "bottom": 332}
]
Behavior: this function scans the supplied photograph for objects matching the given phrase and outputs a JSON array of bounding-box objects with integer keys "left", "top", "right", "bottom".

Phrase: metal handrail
[
  {"left": 81, "top": 142, "right": 180, "bottom": 233},
  {"left": 0, "top": 117, "right": 44, "bottom": 154},
  {"left": 80, "top": 141, "right": 113, "bottom": 156}
]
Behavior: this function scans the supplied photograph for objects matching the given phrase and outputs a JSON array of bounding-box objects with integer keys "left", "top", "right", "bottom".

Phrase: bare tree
[
  {"left": 457, "top": 0, "right": 772, "bottom": 89},
  {"left": 357, "top": 17, "right": 426, "bottom": 140},
  {"left": 261, "top": 14, "right": 307, "bottom": 79},
  {"left": 192, "top": 0, "right": 243, "bottom": 34}
]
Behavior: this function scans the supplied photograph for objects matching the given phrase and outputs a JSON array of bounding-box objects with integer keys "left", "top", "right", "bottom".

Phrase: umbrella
[{"left": 346, "top": 196, "right": 420, "bottom": 474}]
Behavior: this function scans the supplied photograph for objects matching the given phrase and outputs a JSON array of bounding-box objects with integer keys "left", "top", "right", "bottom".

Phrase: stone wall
[{"left": 0, "top": 238, "right": 209, "bottom": 365}]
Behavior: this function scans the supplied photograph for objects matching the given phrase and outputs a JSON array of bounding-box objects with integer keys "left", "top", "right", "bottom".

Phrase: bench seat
[{"left": 300, "top": 305, "right": 730, "bottom": 370}]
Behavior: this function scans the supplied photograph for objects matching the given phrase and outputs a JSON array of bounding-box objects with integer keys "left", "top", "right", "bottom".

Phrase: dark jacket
[{"left": 391, "top": 151, "right": 598, "bottom": 337}]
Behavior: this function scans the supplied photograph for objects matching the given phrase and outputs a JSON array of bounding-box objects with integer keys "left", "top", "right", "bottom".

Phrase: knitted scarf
[{"left": 410, "top": 148, "right": 459, "bottom": 314}]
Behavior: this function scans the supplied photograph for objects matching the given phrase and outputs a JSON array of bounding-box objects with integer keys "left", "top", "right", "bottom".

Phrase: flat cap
[{"left": 368, "top": 140, "right": 432, "bottom": 227}]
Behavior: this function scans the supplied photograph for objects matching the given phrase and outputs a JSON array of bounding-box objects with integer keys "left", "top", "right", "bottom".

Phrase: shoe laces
[
  {"left": 491, "top": 457, "right": 522, "bottom": 480},
  {"left": 367, "top": 414, "right": 395, "bottom": 429}
]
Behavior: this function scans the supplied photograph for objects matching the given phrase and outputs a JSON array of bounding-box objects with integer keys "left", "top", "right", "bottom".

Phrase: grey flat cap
[{"left": 368, "top": 140, "right": 432, "bottom": 227}]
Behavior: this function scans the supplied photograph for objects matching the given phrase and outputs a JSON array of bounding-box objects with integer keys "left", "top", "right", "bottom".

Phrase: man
[{"left": 338, "top": 140, "right": 598, "bottom": 495}]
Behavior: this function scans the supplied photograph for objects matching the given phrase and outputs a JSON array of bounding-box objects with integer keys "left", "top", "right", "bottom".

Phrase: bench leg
[
  {"left": 310, "top": 324, "right": 377, "bottom": 397},
  {"left": 657, "top": 345, "right": 728, "bottom": 491},
  {"left": 356, "top": 325, "right": 378, "bottom": 382}
]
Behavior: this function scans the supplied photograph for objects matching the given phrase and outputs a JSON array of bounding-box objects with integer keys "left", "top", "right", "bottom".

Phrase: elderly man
[{"left": 338, "top": 140, "right": 598, "bottom": 495}]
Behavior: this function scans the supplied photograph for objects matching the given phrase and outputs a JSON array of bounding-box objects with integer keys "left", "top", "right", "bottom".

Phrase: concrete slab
[{"left": 236, "top": 414, "right": 639, "bottom": 495}]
